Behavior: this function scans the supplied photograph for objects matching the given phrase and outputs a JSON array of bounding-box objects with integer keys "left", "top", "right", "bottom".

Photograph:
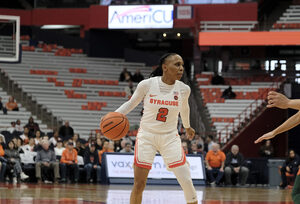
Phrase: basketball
[{"left": 100, "top": 112, "right": 129, "bottom": 140}]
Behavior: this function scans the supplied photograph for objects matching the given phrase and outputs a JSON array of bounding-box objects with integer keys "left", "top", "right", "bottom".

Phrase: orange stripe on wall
[{"left": 198, "top": 31, "right": 300, "bottom": 46}]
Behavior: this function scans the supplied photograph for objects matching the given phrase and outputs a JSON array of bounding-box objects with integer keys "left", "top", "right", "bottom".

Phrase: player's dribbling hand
[
  {"left": 185, "top": 127, "right": 195, "bottom": 140},
  {"left": 267, "top": 91, "right": 290, "bottom": 109},
  {"left": 254, "top": 131, "right": 275, "bottom": 144}
]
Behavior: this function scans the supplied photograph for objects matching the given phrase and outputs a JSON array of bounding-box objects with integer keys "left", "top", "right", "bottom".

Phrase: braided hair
[{"left": 149, "top": 53, "right": 178, "bottom": 78}]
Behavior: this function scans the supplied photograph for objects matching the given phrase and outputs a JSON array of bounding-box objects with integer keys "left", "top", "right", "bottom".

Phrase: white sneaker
[{"left": 21, "top": 172, "right": 29, "bottom": 180}]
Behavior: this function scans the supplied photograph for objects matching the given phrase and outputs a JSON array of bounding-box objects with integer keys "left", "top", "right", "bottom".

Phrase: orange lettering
[{"left": 157, "top": 100, "right": 161, "bottom": 105}]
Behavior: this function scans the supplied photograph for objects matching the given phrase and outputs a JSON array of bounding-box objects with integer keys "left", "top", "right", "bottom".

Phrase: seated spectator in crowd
[
  {"left": 54, "top": 138, "right": 65, "bottom": 160},
  {"left": 60, "top": 141, "right": 79, "bottom": 183},
  {"left": 211, "top": 72, "right": 225, "bottom": 85},
  {"left": 132, "top": 69, "right": 144, "bottom": 83},
  {"left": 84, "top": 143, "right": 101, "bottom": 183},
  {"left": 59, "top": 121, "right": 74, "bottom": 140},
  {"left": 190, "top": 141, "right": 205, "bottom": 155},
  {"left": 205, "top": 143, "right": 226, "bottom": 185},
  {"left": 125, "top": 81, "right": 136, "bottom": 98},
  {"left": 22, "top": 137, "right": 37, "bottom": 153},
  {"left": 7, "top": 121, "right": 16, "bottom": 134},
  {"left": 5, "top": 96, "right": 18, "bottom": 111},
  {"left": 20, "top": 127, "right": 30, "bottom": 145},
  {"left": 95, "top": 138, "right": 102, "bottom": 151},
  {"left": 25, "top": 117, "right": 40, "bottom": 136},
  {"left": 280, "top": 149, "right": 300, "bottom": 189},
  {"left": 259, "top": 140, "right": 274, "bottom": 158},
  {"left": 0, "top": 142, "right": 6, "bottom": 182},
  {"left": 221, "top": 86, "right": 236, "bottom": 99},
  {"left": 224, "top": 145, "right": 249, "bottom": 186},
  {"left": 98, "top": 141, "right": 113, "bottom": 164},
  {"left": 49, "top": 131, "right": 59, "bottom": 147},
  {"left": 15, "top": 119, "right": 23, "bottom": 132},
  {"left": 120, "top": 142, "right": 134, "bottom": 153},
  {"left": 204, "top": 135, "right": 214, "bottom": 152},
  {"left": 75, "top": 141, "right": 85, "bottom": 157},
  {"left": 34, "top": 130, "right": 42, "bottom": 145},
  {"left": 114, "top": 140, "right": 122, "bottom": 152},
  {"left": 5, "top": 141, "right": 22, "bottom": 183},
  {"left": 16, "top": 138, "right": 23, "bottom": 153},
  {"left": 108, "top": 141, "right": 115, "bottom": 152},
  {"left": 119, "top": 68, "right": 132, "bottom": 82},
  {"left": 72, "top": 133, "right": 80, "bottom": 147},
  {"left": 35, "top": 140, "right": 59, "bottom": 184},
  {"left": 182, "top": 141, "right": 189, "bottom": 155},
  {"left": 0, "top": 135, "right": 6, "bottom": 149},
  {"left": 0, "top": 97, "right": 7, "bottom": 114}
]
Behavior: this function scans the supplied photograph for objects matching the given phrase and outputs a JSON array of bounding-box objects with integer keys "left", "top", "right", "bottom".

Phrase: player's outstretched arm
[
  {"left": 267, "top": 91, "right": 300, "bottom": 110},
  {"left": 115, "top": 80, "right": 149, "bottom": 115},
  {"left": 255, "top": 111, "right": 300, "bottom": 143}
]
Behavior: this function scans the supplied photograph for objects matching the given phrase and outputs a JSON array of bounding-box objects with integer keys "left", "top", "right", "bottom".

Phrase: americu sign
[{"left": 108, "top": 5, "right": 173, "bottom": 29}]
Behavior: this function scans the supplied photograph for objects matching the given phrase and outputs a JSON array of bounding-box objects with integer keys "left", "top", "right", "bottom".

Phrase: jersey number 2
[{"left": 156, "top": 108, "right": 169, "bottom": 122}]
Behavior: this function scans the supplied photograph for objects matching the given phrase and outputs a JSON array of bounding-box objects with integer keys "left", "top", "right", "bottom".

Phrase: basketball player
[
  {"left": 115, "top": 53, "right": 198, "bottom": 204},
  {"left": 255, "top": 91, "right": 300, "bottom": 203}
]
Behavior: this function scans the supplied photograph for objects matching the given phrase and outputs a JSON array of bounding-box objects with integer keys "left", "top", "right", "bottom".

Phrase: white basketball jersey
[{"left": 140, "top": 77, "right": 183, "bottom": 134}]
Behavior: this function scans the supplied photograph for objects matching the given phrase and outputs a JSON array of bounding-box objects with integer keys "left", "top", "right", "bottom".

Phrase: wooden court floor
[{"left": 0, "top": 183, "right": 294, "bottom": 204}]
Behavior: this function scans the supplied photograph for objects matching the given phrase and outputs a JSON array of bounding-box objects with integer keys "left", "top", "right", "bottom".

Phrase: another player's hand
[
  {"left": 267, "top": 91, "right": 290, "bottom": 109},
  {"left": 254, "top": 131, "right": 276, "bottom": 144},
  {"left": 185, "top": 127, "right": 195, "bottom": 140}
]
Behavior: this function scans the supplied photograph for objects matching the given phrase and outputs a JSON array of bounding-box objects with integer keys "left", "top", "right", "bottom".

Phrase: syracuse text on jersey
[{"left": 149, "top": 98, "right": 179, "bottom": 106}]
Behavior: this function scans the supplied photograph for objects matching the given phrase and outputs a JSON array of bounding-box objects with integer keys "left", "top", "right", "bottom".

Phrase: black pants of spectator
[
  {"left": 224, "top": 166, "right": 249, "bottom": 185},
  {"left": 60, "top": 163, "right": 79, "bottom": 182},
  {"left": 0, "top": 107, "right": 7, "bottom": 114},
  {"left": 207, "top": 168, "right": 224, "bottom": 184},
  {"left": 281, "top": 166, "right": 298, "bottom": 187},
  {"left": 0, "top": 162, "right": 7, "bottom": 182}
]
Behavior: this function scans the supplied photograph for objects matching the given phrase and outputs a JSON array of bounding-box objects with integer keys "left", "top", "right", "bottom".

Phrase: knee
[
  {"left": 36, "top": 162, "right": 41, "bottom": 167},
  {"left": 133, "top": 179, "right": 147, "bottom": 191},
  {"left": 241, "top": 167, "right": 249, "bottom": 174},
  {"left": 224, "top": 167, "right": 232, "bottom": 174}
]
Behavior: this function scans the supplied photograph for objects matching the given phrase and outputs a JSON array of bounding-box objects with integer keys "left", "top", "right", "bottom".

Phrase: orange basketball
[{"left": 100, "top": 112, "right": 129, "bottom": 141}]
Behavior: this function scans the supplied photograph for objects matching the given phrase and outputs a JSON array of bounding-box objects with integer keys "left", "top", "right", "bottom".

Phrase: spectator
[
  {"left": 0, "top": 142, "right": 6, "bottom": 182},
  {"left": 35, "top": 140, "right": 59, "bottom": 184},
  {"left": 21, "top": 137, "right": 36, "bottom": 153},
  {"left": 60, "top": 141, "right": 79, "bottom": 183},
  {"left": 114, "top": 140, "right": 122, "bottom": 152},
  {"left": 132, "top": 69, "right": 144, "bottom": 83},
  {"left": 211, "top": 72, "right": 225, "bottom": 85},
  {"left": 34, "top": 130, "right": 42, "bottom": 145},
  {"left": 5, "top": 96, "right": 18, "bottom": 111},
  {"left": 279, "top": 149, "right": 300, "bottom": 189},
  {"left": 0, "top": 97, "right": 7, "bottom": 114},
  {"left": 224, "top": 145, "right": 249, "bottom": 186},
  {"left": 120, "top": 142, "right": 134, "bottom": 153},
  {"left": 15, "top": 119, "right": 23, "bottom": 132},
  {"left": 125, "top": 81, "right": 136, "bottom": 98},
  {"left": 190, "top": 142, "right": 205, "bottom": 156},
  {"left": 20, "top": 127, "right": 30, "bottom": 145},
  {"left": 259, "top": 140, "right": 274, "bottom": 158},
  {"left": 7, "top": 121, "right": 16, "bottom": 134},
  {"left": 204, "top": 135, "right": 214, "bottom": 152},
  {"left": 75, "top": 141, "right": 85, "bottom": 157},
  {"left": 108, "top": 141, "right": 115, "bottom": 152},
  {"left": 205, "top": 143, "right": 226, "bottom": 185},
  {"left": 95, "top": 138, "right": 102, "bottom": 151},
  {"left": 98, "top": 141, "right": 114, "bottom": 164},
  {"left": 0, "top": 135, "right": 5, "bottom": 149},
  {"left": 72, "top": 133, "right": 80, "bottom": 147},
  {"left": 221, "top": 86, "right": 236, "bottom": 99},
  {"left": 84, "top": 143, "right": 101, "bottom": 183},
  {"left": 182, "top": 141, "right": 189, "bottom": 155},
  {"left": 54, "top": 138, "right": 65, "bottom": 160},
  {"left": 59, "top": 121, "right": 74, "bottom": 140},
  {"left": 119, "top": 68, "right": 132, "bottom": 82},
  {"left": 5, "top": 141, "right": 22, "bottom": 183},
  {"left": 49, "top": 131, "right": 59, "bottom": 147},
  {"left": 25, "top": 117, "right": 40, "bottom": 136}
]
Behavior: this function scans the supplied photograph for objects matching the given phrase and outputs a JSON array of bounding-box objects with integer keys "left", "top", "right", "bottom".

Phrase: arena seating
[
  {"left": 0, "top": 47, "right": 151, "bottom": 139},
  {"left": 272, "top": 5, "right": 300, "bottom": 30},
  {"left": 200, "top": 21, "right": 258, "bottom": 32},
  {"left": 0, "top": 87, "right": 49, "bottom": 133},
  {"left": 196, "top": 72, "right": 281, "bottom": 143}
]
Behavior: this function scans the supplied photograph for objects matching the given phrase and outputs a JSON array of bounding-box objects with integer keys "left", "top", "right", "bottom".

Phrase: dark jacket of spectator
[
  {"left": 211, "top": 73, "right": 225, "bottom": 85},
  {"left": 83, "top": 148, "right": 100, "bottom": 166},
  {"left": 59, "top": 122, "right": 74, "bottom": 139},
  {"left": 36, "top": 148, "right": 56, "bottom": 163},
  {"left": 5, "top": 148, "right": 20, "bottom": 162},
  {"left": 259, "top": 140, "right": 274, "bottom": 157},
  {"left": 221, "top": 86, "right": 236, "bottom": 99},
  {"left": 25, "top": 117, "right": 40, "bottom": 136},
  {"left": 283, "top": 153, "right": 300, "bottom": 170},
  {"left": 225, "top": 152, "right": 245, "bottom": 168},
  {"left": 119, "top": 68, "right": 132, "bottom": 82}
]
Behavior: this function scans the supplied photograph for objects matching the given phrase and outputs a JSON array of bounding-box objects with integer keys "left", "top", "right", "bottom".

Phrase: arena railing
[{"left": 217, "top": 77, "right": 284, "bottom": 145}]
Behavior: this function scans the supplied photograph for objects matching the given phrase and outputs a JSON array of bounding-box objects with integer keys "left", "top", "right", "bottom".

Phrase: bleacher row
[
  {"left": 196, "top": 72, "right": 281, "bottom": 142},
  {"left": 273, "top": 5, "right": 300, "bottom": 30},
  {"left": 0, "top": 39, "right": 152, "bottom": 139}
]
